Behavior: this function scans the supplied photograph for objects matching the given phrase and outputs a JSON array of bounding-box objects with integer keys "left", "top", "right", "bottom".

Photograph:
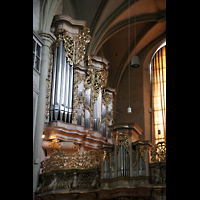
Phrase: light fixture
[
  {"left": 131, "top": 0, "right": 140, "bottom": 68},
  {"left": 34, "top": 157, "right": 39, "bottom": 165},
  {"left": 131, "top": 55, "right": 140, "bottom": 68},
  {"left": 127, "top": 106, "right": 132, "bottom": 113}
]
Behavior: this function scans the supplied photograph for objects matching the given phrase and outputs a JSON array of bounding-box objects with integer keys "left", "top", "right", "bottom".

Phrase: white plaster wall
[{"left": 33, "top": 0, "right": 40, "bottom": 31}]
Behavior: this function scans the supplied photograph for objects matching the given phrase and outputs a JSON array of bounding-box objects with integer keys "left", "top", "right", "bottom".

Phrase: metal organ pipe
[
  {"left": 54, "top": 40, "right": 63, "bottom": 120},
  {"left": 117, "top": 141, "right": 130, "bottom": 177},
  {"left": 50, "top": 47, "right": 57, "bottom": 121},
  {"left": 64, "top": 61, "right": 70, "bottom": 122},
  {"left": 60, "top": 45, "right": 67, "bottom": 121},
  {"left": 68, "top": 64, "right": 74, "bottom": 123},
  {"left": 49, "top": 40, "right": 74, "bottom": 123},
  {"left": 93, "top": 89, "right": 101, "bottom": 131}
]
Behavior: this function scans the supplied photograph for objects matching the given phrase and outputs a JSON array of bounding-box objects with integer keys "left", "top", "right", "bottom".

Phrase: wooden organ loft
[{"left": 36, "top": 15, "right": 166, "bottom": 200}]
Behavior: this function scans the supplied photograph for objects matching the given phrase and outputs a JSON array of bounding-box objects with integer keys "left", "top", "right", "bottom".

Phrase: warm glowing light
[
  {"left": 42, "top": 134, "right": 45, "bottom": 138},
  {"left": 151, "top": 45, "right": 166, "bottom": 144}
]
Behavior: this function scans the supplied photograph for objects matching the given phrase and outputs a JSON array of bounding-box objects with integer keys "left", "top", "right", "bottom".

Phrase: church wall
[
  {"left": 33, "top": 0, "right": 40, "bottom": 32},
  {"left": 113, "top": 37, "right": 166, "bottom": 142},
  {"left": 114, "top": 58, "right": 145, "bottom": 141}
]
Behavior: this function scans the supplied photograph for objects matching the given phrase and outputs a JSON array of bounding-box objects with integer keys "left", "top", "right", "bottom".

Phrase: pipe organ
[
  {"left": 44, "top": 15, "right": 116, "bottom": 154},
  {"left": 50, "top": 40, "right": 74, "bottom": 123},
  {"left": 101, "top": 123, "right": 144, "bottom": 179},
  {"left": 72, "top": 55, "right": 116, "bottom": 137}
]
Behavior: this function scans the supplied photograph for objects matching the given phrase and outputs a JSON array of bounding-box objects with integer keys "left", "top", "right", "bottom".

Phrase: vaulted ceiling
[{"left": 55, "top": 0, "right": 166, "bottom": 90}]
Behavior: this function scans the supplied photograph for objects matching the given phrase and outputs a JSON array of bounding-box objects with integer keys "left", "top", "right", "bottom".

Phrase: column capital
[{"left": 38, "top": 31, "right": 56, "bottom": 48}]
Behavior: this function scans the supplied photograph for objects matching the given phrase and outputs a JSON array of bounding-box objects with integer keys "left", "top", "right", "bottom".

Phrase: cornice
[
  {"left": 108, "top": 122, "right": 143, "bottom": 135},
  {"left": 43, "top": 121, "right": 111, "bottom": 151},
  {"left": 37, "top": 31, "right": 56, "bottom": 47},
  {"left": 52, "top": 14, "right": 87, "bottom": 28},
  {"left": 33, "top": 30, "right": 44, "bottom": 45},
  {"left": 90, "top": 55, "right": 109, "bottom": 65}
]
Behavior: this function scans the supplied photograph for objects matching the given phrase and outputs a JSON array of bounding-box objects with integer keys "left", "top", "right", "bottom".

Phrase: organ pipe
[
  {"left": 117, "top": 141, "right": 130, "bottom": 177},
  {"left": 93, "top": 89, "right": 101, "bottom": 131},
  {"left": 49, "top": 40, "right": 74, "bottom": 123},
  {"left": 103, "top": 157, "right": 110, "bottom": 179},
  {"left": 64, "top": 61, "right": 70, "bottom": 122},
  {"left": 49, "top": 33, "right": 115, "bottom": 139},
  {"left": 50, "top": 47, "right": 57, "bottom": 121},
  {"left": 68, "top": 65, "right": 74, "bottom": 123},
  {"left": 60, "top": 45, "right": 67, "bottom": 120},
  {"left": 55, "top": 40, "right": 63, "bottom": 118}
]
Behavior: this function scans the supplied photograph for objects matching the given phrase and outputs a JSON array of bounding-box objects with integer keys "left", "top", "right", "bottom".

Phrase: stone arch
[{"left": 39, "top": 0, "right": 62, "bottom": 33}]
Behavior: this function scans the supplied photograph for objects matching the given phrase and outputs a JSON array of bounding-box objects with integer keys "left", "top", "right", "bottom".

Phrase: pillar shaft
[{"left": 33, "top": 32, "right": 56, "bottom": 197}]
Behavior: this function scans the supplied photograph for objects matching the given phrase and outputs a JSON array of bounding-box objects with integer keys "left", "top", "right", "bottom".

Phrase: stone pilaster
[{"left": 33, "top": 31, "right": 56, "bottom": 198}]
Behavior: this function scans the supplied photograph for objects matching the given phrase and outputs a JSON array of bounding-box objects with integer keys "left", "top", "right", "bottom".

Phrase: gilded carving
[
  {"left": 150, "top": 141, "right": 166, "bottom": 163},
  {"left": 41, "top": 148, "right": 102, "bottom": 173},
  {"left": 92, "top": 68, "right": 109, "bottom": 104},
  {"left": 137, "top": 145, "right": 146, "bottom": 164},
  {"left": 103, "top": 151, "right": 115, "bottom": 169},
  {"left": 116, "top": 133, "right": 130, "bottom": 154},
  {"left": 49, "top": 139, "right": 62, "bottom": 151},
  {"left": 63, "top": 33, "right": 74, "bottom": 65},
  {"left": 51, "top": 29, "right": 91, "bottom": 66},
  {"left": 45, "top": 53, "right": 53, "bottom": 119},
  {"left": 77, "top": 28, "right": 91, "bottom": 64},
  {"left": 47, "top": 28, "right": 91, "bottom": 121},
  {"left": 102, "top": 90, "right": 113, "bottom": 105},
  {"left": 72, "top": 70, "right": 86, "bottom": 123},
  {"left": 55, "top": 172, "right": 73, "bottom": 190},
  {"left": 78, "top": 173, "right": 96, "bottom": 189}
]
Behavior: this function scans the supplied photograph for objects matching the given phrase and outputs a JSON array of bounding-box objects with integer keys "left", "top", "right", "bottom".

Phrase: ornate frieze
[{"left": 41, "top": 148, "right": 102, "bottom": 173}]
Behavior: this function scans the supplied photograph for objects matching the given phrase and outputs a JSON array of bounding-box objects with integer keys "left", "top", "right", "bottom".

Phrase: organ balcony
[{"left": 35, "top": 123, "right": 166, "bottom": 200}]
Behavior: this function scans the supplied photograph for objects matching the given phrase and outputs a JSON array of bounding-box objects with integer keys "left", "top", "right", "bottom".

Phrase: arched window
[{"left": 151, "top": 45, "right": 166, "bottom": 144}]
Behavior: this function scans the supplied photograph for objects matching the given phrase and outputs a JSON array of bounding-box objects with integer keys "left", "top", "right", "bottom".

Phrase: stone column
[{"left": 33, "top": 31, "right": 56, "bottom": 198}]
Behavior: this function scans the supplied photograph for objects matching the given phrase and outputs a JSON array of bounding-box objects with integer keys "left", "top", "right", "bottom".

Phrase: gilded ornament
[
  {"left": 116, "top": 133, "right": 130, "bottom": 154},
  {"left": 150, "top": 141, "right": 166, "bottom": 163},
  {"left": 49, "top": 139, "right": 62, "bottom": 151},
  {"left": 45, "top": 54, "right": 53, "bottom": 119},
  {"left": 41, "top": 148, "right": 102, "bottom": 173},
  {"left": 137, "top": 145, "right": 146, "bottom": 164}
]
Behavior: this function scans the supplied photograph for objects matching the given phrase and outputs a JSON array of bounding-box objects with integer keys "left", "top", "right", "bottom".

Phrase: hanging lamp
[
  {"left": 131, "top": 0, "right": 140, "bottom": 68},
  {"left": 131, "top": 55, "right": 140, "bottom": 68}
]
